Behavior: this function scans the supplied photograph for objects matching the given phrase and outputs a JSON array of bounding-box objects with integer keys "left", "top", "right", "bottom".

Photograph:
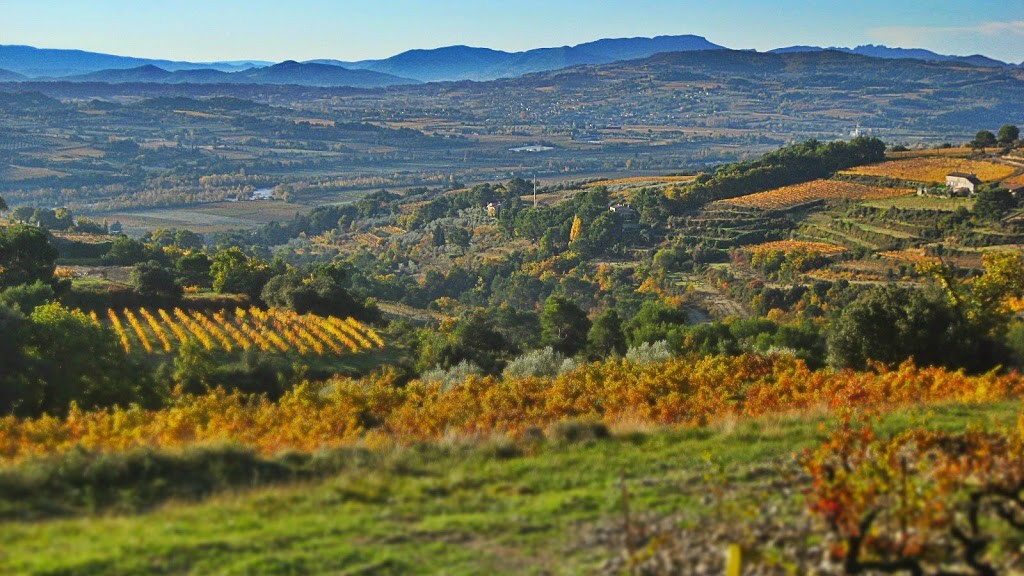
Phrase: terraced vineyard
[
  {"left": 718, "top": 179, "right": 912, "bottom": 210},
  {"left": 747, "top": 240, "right": 847, "bottom": 256},
  {"left": 840, "top": 157, "right": 1017, "bottom": 183},
  {"left": 90, "top": 307, "right": 384, "bottom": 356}
]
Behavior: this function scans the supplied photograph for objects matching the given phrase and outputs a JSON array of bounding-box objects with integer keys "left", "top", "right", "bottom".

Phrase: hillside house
[
  {"left": 946, "top": 172, "right": 980, "bottom": 195},
  {"left": 609, "top": 203, "right": 640, "bottom": 230}
]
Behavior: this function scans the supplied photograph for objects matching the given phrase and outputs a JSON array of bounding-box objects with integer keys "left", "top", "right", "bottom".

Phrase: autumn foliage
[
  {"left": 806, "top": 417, "right": 1024, "bottom": 574},
  {"left": 720, "top": 179, "right": 912, "bottom": 210},
  {"left": 2, "top": 355, "right": 1022, "bottom": 464},
  {"left": 92, "top": 306, "right": 383, "bottom": 356}
]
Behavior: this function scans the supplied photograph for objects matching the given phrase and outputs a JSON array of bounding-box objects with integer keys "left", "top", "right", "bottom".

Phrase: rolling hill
[
  {"left": 770, "top": 43, "right": 1017, "bottom": 68},
  {"left": 56, "top": 61, "right": 419, "bottom": 88},
  {"left": 0, "top": 44, "right": 269, "bottom": 77},
  {"left": 315, "top": 34, "right": 727, "bottom": 81}
]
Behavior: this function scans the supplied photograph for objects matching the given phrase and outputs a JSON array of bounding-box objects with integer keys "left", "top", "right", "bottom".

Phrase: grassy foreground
[{"left": 0, "top": 401, "right": 1018, "bottom": 575}]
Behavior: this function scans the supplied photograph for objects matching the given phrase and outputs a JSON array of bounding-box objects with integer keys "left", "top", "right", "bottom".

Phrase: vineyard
[
  {"left": 2, "top": 354, "right": 1021, "bottom": 463},
  {"left": 719, "top": 179, "right": 913, "bottom": 211},
  {"left": 747, "top": 240, "right": 847, "bottom": 256},
  {"left": 90, "top": 307, "right": 384, "bottom": 356},
  {"left": 879, "top": 248, "right": 940, "bottom": 265},
  {"left": 840, "top": 157, "right": 1017, "bottom": 183}
]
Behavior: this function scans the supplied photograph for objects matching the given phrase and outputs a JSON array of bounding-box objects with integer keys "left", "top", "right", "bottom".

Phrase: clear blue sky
[{"left": 1, "top": 0, "right": 1022, "bottom": 63}]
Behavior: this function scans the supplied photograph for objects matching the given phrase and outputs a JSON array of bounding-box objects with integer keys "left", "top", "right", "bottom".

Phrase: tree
[
  {"left": 175, "top": 251, "right": 213, "bottom": 288},
  {"left": 974, "top": 188, "right": 1016, "bottom": 220},
  {"left": 0, "top": 302, "right": 33, "bottom": 415},
  {"left": 827, "top": 285, "right": 988, "bottom": 371},
  {"left": 102, "top": 236, "right": 157, "bottom": 266},
  {"left": 432, "top": 226, "right": 446, "bottom": 247},
  {"left": 971, "top": 130, "right": 997, "bottom": 148},
  {"left": 997, "top": 124, "right": 1020, "bottom": 145},
  {"left": 17, "top": 303, "right": 156, "bottom": 416},
  {"left": 261, "top": 264, "right": 362, "bottom": 318},
  {"left": 540, "top": 295, "right": 591, "bottom": 355},
  {"left": 131, "top": 260, "right": 183, "bottom": 305},
  {"left": 210, "top": 247, "right": 273, "bottom": 299},
  {"left": 587, "top": 309, "right": 626, "bottom": 359},
  {"left": 0, "top": 194, "right": 6, "bottom": 213},
  {"left": 0, "top": 280, "right": 54, "bottom": 314},
  {"left": 569, "top": 215, "right": 584, "bottom": 243},
  {"left": 10, "top": 206, "right": 32, "bottom": 223},
  {"left": 625, "top": 299, "right": 689, "bottom": 347},
  {"left": 0, "top": 225, "right": 58, "bottom": 289}
]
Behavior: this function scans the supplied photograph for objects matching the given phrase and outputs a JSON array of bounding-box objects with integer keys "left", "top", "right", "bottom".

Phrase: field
[
  {"left": 98, "top": 201, "right": 311, "bottom": 235},
  {"left": 0, "top": 401, "right": 1017, "bottom": 574},
  {"left": 840, "top": 157, "right": 1017, "bottom": 183},
  {"left": 747, "top": 239, "right": 847, "bottom": 256},
  {"left": 719, "top": 179, "right": 912, "bottom": 210},
  {"left": 94, "top": 307, "right": 383, "bottom": 357},
  {"left": 860, "top": 194, "right": 976, "bottom": 211}
]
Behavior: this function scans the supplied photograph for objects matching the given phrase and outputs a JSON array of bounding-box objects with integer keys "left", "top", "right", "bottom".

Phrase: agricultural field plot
[
  {"left": 878, "top": 248, "right": 940, "bottom": 265},
  {"left": 860, "top": 194, "right": 975, "bottom": 211},
  {"left": 92, "top": 307, "right": 384, "bottom": 357},
  {"left": 99, "top": 201, "right": 309, "bottom": 235},
  {"left": 840, "top": 157, "right": 1017, "bottom": 183},
  {"left": 746, "top": 239, "right": 847, "bottom": 256},
  {"left": 719, "top": 179, "right": 912, "bottom": 211}
]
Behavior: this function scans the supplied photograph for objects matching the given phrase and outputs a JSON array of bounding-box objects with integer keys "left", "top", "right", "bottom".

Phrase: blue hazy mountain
[
  {"left": 769, "top": 44, "right": 1015, "bottom": 68},
  {"left": 0, "top": 44, "right": 272, "bottom": 77},
  {"left": 54, "top": 61, "right": 419, "bottom": 88},
  {"left": 311, "top": 35, "right": 727, "bottom": 81}
]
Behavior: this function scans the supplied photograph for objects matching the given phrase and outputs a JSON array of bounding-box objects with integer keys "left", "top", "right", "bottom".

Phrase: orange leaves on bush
[{"left": 2, "top": 355, "right": 1021, "bottom": 464}]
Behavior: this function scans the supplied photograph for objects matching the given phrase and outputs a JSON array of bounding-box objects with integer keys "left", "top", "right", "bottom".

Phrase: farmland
[
  {"left": 840, "top": 157, "right": 1018, "bottom": 183},
  {"left": 95, "top": 307, "right": 382, "bottom": 356},
  {"left": 719, "top": 179, "right": 913, "bottom": 210}
]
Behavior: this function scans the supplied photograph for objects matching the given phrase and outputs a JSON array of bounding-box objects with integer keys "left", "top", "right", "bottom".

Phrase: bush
[
  {"left": 625, "top": 340, "right": 673, "bottom": 365},
  {"left": 502, "top": 347, "right": 577, "bottom": 379},
  {"left": 420, "top": 360, "right": 483, "bottom": 390}
]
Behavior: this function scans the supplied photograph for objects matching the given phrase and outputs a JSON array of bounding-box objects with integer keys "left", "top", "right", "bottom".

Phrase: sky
[{"left": 1, "top": 0, "right": 1023, "bottom": 63}]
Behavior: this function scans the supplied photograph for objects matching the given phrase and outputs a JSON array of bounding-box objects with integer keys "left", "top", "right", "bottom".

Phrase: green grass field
[
  {"left": 1, "top": 401, "right": 1017, "bottom": 575},
  {"left": 861, "top": 195, "right": 975, "bottom": 211}
]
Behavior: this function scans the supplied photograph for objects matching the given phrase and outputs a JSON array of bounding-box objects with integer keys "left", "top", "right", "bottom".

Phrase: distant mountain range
[
  {"left": 310, "top": 35, "right": 726, "bottom": 81},
  {"left": 769, "top": 44, "right": 1017, "bottom": 69},
  {"left": 0, "top": 35, "right": 1019, "bottom": 89},
  {"left": 54, "top": 61, "right": 418, "bottom": 88}
]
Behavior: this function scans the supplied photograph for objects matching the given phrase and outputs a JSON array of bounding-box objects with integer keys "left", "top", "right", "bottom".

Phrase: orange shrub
[{"left": 1, "top": 355, "right": 1020, "bottom": 463}]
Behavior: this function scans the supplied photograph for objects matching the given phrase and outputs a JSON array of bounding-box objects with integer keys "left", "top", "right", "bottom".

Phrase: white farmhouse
[{"left": 946, "top": 172, "right": 981, "bottom": 195}]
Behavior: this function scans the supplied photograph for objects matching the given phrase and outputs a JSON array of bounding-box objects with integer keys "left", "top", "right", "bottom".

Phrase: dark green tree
[
  {"left": 587, "top": 308, "right": 627, "bottom": 359},
  {"left": 625, "top": 299, "right": 689, "bottom": 347},
  {"left": 175, "top": 251, "right": 213, "bottom": 288},
  {"left": 0, "top": 225, "right": 58, "bottom": 289},
  {"left": 18, "top": 303, "right": 156, "bottom": 416},
  {"left": 827, "top": 285, "right": 990, "bottom": 371},
  {"left": 261, "top": 264, "right": 362, "bottom": 318},
  {"left": 997, "top": 124, "right": 1020, "bottom": 145},
  {"left": 971, "top": 130, "right": 998, "bottom": 148},
  {"left": 974, "top": 188, "right": 1017, "bottom": 221},
  {"left": 540, "top": 295, "right": 591, "bottom": 356},
  {"left": 131, "top": 260, "right": 183, "bottom": 305}
]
